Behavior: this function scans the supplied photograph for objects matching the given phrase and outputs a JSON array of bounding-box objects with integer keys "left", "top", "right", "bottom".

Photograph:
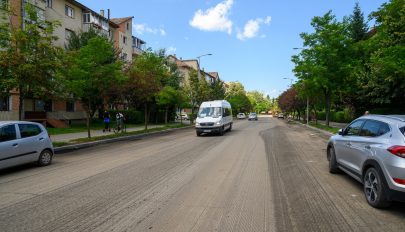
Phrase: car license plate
[{"left": 203, "top": 130, "right": 211, "bottom": 133}]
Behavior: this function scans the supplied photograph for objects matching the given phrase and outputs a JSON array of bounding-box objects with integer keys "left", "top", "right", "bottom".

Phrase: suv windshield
[{"left": 198, "top": 107, "right": 222, "bottom": 118}]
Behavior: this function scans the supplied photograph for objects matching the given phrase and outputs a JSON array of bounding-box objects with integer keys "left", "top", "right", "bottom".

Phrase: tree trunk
[
  {"left": 87, "top": 100, "right": 91, "bottom": 138},
  {"left": 325, "top": 90, "right": 332, "bottom": 127},
  {"left": 165, "top": 106, "right": 168, "bottom": 124},
  {"left": 312, "top": 105, "right": 318, "bottom": 124},
  {"left": 144, "top": 103, "right": 148, "bottom": 130}
]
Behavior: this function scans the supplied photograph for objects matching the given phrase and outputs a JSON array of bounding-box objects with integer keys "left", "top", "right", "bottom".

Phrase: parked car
[
  {"left": 277, "top": 113, "right": 284, "bottom": 119},
  {"left": 237, "top": 113, "right": 246, "bottom": 119},
  {"left": 327, "top": 115, "right": 405, "bottom": 208},
  {"left": 248, "top": 112, "right": 258, "bottom": 121},
  {"left": 0, "top": 121, "right": 54, "bottom": 170},
  {"left": 176, "top": 114, "right": 189, "bottom": 120}
]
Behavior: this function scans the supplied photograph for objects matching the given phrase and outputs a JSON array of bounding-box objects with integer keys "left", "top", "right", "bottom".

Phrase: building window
[
  {"left": 46, "top": 0, "right": 52, "bottom": 8},
  {"left": 65, "top": 29, "right": 74, "bottom": 40},
  {"left": 0, "top": 96, "right": 10, "bottom": 111},
  {"left": 126, "top": 22, "right": 129, "bottom": 31},
  {"left": 65, "top": 5, "right": 74, "bottom": 18},
  {"left": 83, "top": 13, "right": 91, "bottom": 23},
  {"left": 66, "top": 101, "right": 75, "bottom": 112},
  {"left": 123, "top": 36, "right": 127, "bottom": 44}
]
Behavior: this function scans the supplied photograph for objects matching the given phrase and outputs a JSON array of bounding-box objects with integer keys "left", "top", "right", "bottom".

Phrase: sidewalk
[{"left": 51, "top": 125, "right": 164, "bottom": 142}]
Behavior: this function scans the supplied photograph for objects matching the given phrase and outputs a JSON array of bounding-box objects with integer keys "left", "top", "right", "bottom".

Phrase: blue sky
[{"left": 79, "top": 0, "right": 387, "bottom": 98}]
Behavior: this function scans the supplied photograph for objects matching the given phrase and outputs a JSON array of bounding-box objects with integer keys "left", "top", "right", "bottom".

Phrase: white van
[{"left": 195, "top": 100, "right": 233, "bottom": 136}]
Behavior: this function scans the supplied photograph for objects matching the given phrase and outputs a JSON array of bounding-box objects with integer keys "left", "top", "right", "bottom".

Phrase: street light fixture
[{"left": 196, "top": 53, "right": 212, "bottom": 80}]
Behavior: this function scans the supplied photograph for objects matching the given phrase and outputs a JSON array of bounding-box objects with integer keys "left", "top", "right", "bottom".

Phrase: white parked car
[
  {"left": 237, "top": 113, "right": 246, "bottom": 119},
  {"left": 0, "top": 121, "right": 54, "bottom": 170}
]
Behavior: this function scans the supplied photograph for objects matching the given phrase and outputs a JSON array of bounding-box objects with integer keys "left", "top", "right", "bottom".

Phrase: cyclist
[{"left": 115, "top": 112, "right": 124, "bottom": 132}]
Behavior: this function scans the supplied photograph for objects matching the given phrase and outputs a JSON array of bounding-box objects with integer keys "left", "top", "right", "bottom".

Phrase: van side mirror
[{"left": 338, "top": 128, "right": 344, "bottom": 135}]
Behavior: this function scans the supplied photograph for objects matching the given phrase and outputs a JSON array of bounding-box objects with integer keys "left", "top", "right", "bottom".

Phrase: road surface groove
[{"left": 0, "top": 117, "right": 404, "bottom": 232}]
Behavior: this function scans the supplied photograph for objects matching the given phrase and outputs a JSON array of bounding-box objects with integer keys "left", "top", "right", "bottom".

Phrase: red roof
[{"left": 111, "top": 17, "right": 134, "bottom": 25}]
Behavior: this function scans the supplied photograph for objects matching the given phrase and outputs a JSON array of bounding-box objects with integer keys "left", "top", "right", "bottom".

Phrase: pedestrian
[
  {"left": 364, "top": 110, "right": 369, "bottom": 115},
  {"left": 103, "top": 111, "right": 110, "bottom": 132},
  {"left": 116, "top": 112, "right": 124, "bottom": 131}
]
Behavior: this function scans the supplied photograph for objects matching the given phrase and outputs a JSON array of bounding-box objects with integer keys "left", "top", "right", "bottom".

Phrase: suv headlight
[{"left": 195, "top": 122, "right": 200, "bottom": 126}]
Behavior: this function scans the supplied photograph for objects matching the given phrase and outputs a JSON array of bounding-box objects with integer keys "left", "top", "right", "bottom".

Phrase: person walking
[{"left": 103, "top": 111, "right": 111, "bottom": 132}]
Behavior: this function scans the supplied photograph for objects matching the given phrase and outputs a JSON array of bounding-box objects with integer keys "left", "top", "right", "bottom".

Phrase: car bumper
[{"left": 196, "top": 126, "right": 222, "bottom": 133}]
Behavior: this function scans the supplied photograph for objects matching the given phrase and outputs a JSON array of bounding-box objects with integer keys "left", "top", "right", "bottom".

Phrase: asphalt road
[{"left": 0, "top": 116, "right": 404, "bottom": 232}]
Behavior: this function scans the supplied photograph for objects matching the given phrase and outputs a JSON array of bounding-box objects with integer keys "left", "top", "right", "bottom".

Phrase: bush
[{"left": 316, "top": 111, "right": 326, "bottom": 120}]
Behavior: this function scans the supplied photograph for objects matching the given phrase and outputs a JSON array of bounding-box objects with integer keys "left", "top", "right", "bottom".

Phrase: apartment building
[
  {"left": 132, "top": 35, "right": 146, "bottom": 59},
  {"left": 0, "top": 0, "right": 145, "bottom": 124},
  {"left": 111, "top": 16, "right": 134, "bottom": 61}
]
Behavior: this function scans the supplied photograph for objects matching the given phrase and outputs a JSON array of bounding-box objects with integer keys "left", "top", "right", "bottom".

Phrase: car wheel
[
  {"left": 228, "top": 123, "right": 232, "bottom": 132},
  {"left": 38, "top": 149, "right": 53, "bottom": 166},
  {"left": 327, "top": 146, "right": 340, "bottom": 173},
  {"left": 219, "top": 126, "right": 224, "bottom": 136},
  {"left": 363, "top": 167, "right": 391, "bottom": 208},
  {"left": 196, "top": 131, "right": 202, "bottom": 136}
]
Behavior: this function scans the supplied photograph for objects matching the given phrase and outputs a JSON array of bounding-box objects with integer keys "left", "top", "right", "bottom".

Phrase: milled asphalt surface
[{"left": 0, "top": 116, "right": 404, "bottom": 231}]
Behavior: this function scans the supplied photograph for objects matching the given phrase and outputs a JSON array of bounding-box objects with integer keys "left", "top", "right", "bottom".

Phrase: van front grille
[{"left": 200, "top": 122, "right": 214, "bottom": 126}]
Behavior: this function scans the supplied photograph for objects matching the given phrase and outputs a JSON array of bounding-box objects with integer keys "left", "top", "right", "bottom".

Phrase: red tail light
[
  {"left": 388, "top": 146, "right": 405, "bottom": 158},
  {"left": 393, "top": 178, "right": 405, "bottom": 185}
]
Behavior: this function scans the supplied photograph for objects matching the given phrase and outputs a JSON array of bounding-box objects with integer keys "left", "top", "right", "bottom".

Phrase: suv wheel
[
  {"left": 38, "top": 149, "right": 53, "bottom": 166},
  {"left": 363, "top": 167, "right": 391, "bottom": 208},
  {"left": 327, "top": 146, "right": 340, "bottom": 173}
]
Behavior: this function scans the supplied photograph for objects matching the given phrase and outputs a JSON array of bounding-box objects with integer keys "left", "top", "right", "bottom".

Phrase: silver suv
[
  {"left": 0, "top": 121, "right": 54, "bottom": 170},
  {"left": 327, "top": 115, "right": 405, "bottom": 208}
]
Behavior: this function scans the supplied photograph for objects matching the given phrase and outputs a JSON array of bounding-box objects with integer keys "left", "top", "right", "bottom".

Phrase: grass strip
[
  {"left": 309, "top": 122, "right": 340, "bottom": 134},
  {"left": 52, "top": 123, "right": 189, "bottom": 147}
]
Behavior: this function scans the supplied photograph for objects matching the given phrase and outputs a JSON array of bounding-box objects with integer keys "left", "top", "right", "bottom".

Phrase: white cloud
[
  {"left": 189, "top": 0, "right": 233, "bottom": 34},
  {"left": 166, "top": 46, "right": 177, "bottom": 55},
  {"left": 133, "top": 24, "right": 166, "bottom": 36},
  {"left": 237, "top": 16, "right": 271, "bottom": 40}
]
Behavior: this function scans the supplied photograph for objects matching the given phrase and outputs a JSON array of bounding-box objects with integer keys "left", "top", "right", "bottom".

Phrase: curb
[
  {"left": 292, "top": 120, "right": 335, "bottom": 136},
  {"left": 54, "top": 125, "right": 194, "bottom": 154}
]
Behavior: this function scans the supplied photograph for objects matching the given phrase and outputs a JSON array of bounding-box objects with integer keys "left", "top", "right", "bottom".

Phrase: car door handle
[
  {"left": 346, "top": 142, "right": 352, "bottom": 147},
  {"left": 12, "top": 143, "right": 18, "bottom": 147},
  {"left": 39, "top": 137, "right": 44, "bottom": 141},
  {"left": 365, "top": 145, "right": 371, "bottom": 150}
]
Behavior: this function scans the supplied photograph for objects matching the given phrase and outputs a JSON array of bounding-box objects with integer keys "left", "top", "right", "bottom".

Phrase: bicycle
[{"left": 113, "top": 119, "right": 126, "bottom": 133}]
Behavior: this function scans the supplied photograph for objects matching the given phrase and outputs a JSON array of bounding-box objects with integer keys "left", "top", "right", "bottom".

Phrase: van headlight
[{"left": 216, "top": 120, "right": 221, "bottom": 125}]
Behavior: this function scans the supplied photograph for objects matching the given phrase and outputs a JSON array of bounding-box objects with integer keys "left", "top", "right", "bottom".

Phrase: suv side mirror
[{"left": 338, "top": 128, "right": 344, "bottom": 135}]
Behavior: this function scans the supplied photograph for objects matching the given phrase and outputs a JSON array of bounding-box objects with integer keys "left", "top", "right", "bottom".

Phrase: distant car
[
  {"left": 277, "top": 113, "right": 284, "bottom": 119},
  {"left": 0, "top": 121, "right": 54, "bottom": 170},
  {"left": 176, "top": 114, "right": 189, "bottom": 120},
  {"left": 248, "top": 113, "right": 258, "bottom": 121},
  {"left": 237, "top": 113, "right": 246, "bottom": 119},
  {"left": 327, "top": 115, "right": 405, "bottom": 208}
]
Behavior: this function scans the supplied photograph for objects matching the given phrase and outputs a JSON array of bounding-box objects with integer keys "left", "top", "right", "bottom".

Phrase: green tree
[
  {"left": 359, "top": 0, "right": 405, "bottom": 109},
  {"left": 0, "top": 3, "right": 61, "bottom": 120},
  {"left": 348, "top": 2, "right": 368, "bottom": 42},
  {"left": 156, "top": 86, "right": 178, "bottom": 124},
  {"left": 126, "top": 49, "right": 168, "bottom": 129},
  {"left": 209, "top": 78, "right": 226, "bottom": 100},
  {"left": 62, "top": 36, "right": 124, "bottom": 138},
  {"left": 225, "top": 82, "right": 252, "bottom": 113},
  {"left": 247, "top": 91, "right": 270, "bottom": 113},
  {"left": 292, "top": 11, "right": 352, "bottom": 126}
]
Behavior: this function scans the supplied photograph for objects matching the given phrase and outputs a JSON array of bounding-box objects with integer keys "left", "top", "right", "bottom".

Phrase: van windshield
[{"left": 198, "top": 107, "right": 222, "bottom": 118}]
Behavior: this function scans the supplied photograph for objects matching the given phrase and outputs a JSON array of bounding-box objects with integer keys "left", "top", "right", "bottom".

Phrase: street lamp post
[{"left": 196, "top": 53, "right": 212, "bottom": 80}]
